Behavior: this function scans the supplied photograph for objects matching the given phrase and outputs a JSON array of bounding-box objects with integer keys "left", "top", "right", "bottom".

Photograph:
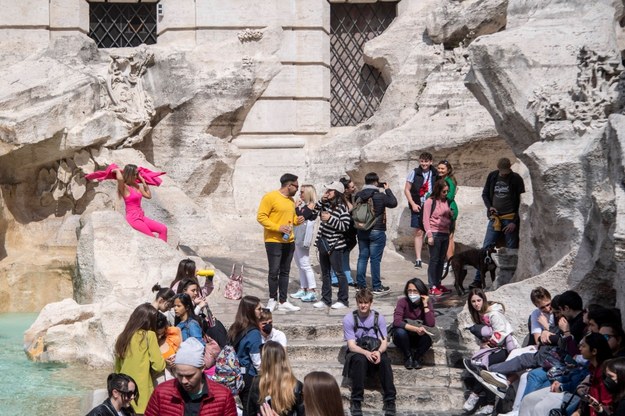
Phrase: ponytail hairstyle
[{"left": 152, "top": 283, "right": 175, "bottom": 303}]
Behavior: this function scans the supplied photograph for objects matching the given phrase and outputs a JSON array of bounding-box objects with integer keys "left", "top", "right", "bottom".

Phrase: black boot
[
  {"left": 383, "top": 400, "right": 397, "bottom": 416},
  {"left": 404, "top": 354, "right": 413, "bottom": 370},
  {"left": 350, "top": 400, "right": 363, "bottom": 416}
]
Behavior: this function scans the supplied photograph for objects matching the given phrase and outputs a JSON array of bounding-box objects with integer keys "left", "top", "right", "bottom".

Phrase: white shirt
[{"left": 262, "top": 328, "right": 287, "bottom": 347}]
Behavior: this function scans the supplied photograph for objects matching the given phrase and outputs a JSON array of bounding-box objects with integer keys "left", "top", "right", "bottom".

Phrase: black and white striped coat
[{"left": 313, "top": 200, "right": 351, "bottom": 252}]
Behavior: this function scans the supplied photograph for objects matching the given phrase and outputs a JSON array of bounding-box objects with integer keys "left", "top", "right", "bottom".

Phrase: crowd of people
[
  {"left": 461, "top": 287, "right": 625, "bottom": 416},
  {"left": 83, "top": 158, "right": 625, "bottom": 416}
]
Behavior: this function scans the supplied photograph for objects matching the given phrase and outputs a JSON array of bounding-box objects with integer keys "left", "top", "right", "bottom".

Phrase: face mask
[
  {"left": 408, "top": 294, "right": 421, "bottom": 304},
  {"left": 262, "top": 323, "right": 273, "bottom": 334},
  {"left": 603, "top": 375, "right": 618, "bottom": 394}
]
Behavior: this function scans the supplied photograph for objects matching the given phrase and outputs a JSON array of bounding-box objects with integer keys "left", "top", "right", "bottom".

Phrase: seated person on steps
[{"left": 342, "top": 288, "right": 396, "bottom": 416}]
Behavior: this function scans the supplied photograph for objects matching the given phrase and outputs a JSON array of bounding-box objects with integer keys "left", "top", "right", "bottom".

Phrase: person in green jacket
[
  {"left": 115, "top": 303, "right": 167, "bottom": 414},
  {"left": 437, "top": 160, "right": 459, "bottom": 262}
]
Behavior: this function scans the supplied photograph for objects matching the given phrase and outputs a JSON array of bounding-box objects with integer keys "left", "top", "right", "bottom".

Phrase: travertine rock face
[
  {"left": 466, "top": 0, "right": 625, "bottom": 307},
  {"left": 425, "top": 0, "right": 508, "bottom": 48}
]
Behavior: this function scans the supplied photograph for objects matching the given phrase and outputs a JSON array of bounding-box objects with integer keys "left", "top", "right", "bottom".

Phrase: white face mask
[{"left": 408, "top": 294, "right": 421, "bottom": 304}]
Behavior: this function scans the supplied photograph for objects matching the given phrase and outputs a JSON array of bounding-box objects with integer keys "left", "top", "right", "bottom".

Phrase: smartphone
[{"left": 264, "top": 395, "right": 272, "bottom": 408}]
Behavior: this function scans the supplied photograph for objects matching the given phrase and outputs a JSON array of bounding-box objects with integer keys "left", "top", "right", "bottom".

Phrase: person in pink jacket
[
  {"left": 114, "top": 164, "right": 168, "bottom": 242},
  {"left": 422, "top": 179, "right": 453, "bottom": 296}
]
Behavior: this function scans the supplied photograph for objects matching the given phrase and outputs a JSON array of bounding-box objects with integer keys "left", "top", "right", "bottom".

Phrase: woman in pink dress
[{"left": 114, "top": 164, "right": 168, "bottom": 242}]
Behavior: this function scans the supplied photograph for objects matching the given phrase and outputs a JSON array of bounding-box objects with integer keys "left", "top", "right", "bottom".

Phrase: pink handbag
[{"left": 224, "top": 264, "right": 243, "bottom": 300}]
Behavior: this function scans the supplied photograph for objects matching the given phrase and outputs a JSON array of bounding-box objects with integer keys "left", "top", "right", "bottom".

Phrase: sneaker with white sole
[
  {"left": 290, "top": 289, "right": 307, "bottom": 299},
  {"left": 480, "top": 370, "right": 509, "bottom": 389},
  {"left": 463, "top": 392, "right": 480, "bottom": 412},
  {"left": 313, "top": 301, "right": 328, "bottom": 308},
  {"left": 277, "top": 301, "right": 301, "bottom": 312},
  {"left": 330, "top": 302, "right": 347, "bottom": 309},
  {"left": 474, "top": 404, "right": 494, "bottom": 415},
  {"left": 477, "top": 370, "right": 507, "bottom": 399},
  {"left": 300, "top": 292, "right": 318, "bottom": 302},
  {"left": 266, "top": 298, "right": 277, "bottom": 312}
]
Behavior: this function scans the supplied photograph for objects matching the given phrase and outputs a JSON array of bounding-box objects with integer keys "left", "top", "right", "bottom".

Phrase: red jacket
[{"left": 144, "top": 376, "right": 236, "bottom": 416}]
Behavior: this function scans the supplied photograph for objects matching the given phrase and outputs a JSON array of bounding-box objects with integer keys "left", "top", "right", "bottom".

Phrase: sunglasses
[
  {"left": 118, "top": 389, "right": 138, "bottom": 399},
  {"left": 289, "top": 183, "right": 299, "bottom": 189}
]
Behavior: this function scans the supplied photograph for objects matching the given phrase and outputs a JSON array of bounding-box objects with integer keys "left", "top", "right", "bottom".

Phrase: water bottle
[{"left": 282, "top": 221, "right": 292, "bottom": 241}]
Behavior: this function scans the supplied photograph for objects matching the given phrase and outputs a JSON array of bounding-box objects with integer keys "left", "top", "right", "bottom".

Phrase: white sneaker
[
  {"left": 277, "top": 301, "right": 301, "bottom": 312},
  {"left": 300, "top": 292, "right": 318, "bottom": 302},
  {"left": 290, "top": 289, "right": 306, "bottom": 299},
  {"left": 313, "top": 301, "right": 327, "bottom": 308},
  {"left": 330, "top": 302, "right": 347, "bottom": 309},
  {"left": 266, "top": 298, "right": 277, "bottom": 312},
  {"left": 474, "top": 404, "right": 494, "bottom": 415},
  {"left": 463, "top": 392, "right": 480, "bottom": 412}
]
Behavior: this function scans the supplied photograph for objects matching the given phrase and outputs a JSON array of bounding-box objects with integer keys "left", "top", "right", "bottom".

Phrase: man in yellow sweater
[{"left": 257, "top": 173, "right": 304, "bottom": 312}]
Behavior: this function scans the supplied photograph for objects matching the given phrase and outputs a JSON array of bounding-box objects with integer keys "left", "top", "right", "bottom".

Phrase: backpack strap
[
  {"left": 352, "top": 310, "right": 359, "bottom": 335},
  {"left": 232, "top": 326, "right": 254, "bottom": 349}
]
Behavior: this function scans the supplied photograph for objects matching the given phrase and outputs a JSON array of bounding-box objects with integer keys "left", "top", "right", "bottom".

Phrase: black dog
[{"left": 441, "top": 245, "right": 497, "bottom": 295}]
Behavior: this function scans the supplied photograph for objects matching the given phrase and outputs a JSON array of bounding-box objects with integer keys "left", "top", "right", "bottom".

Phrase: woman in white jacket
[{"left": 290, "top": 185, "right": 319, "bottom": 302}]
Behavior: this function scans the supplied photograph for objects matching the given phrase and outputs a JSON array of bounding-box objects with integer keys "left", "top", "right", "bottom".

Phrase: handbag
[
  {"left": 224, "top": 264, "right": 243, "bottom": 300},
  {"left": 203, "top": 334, "right": 222, "bottom": 369}
]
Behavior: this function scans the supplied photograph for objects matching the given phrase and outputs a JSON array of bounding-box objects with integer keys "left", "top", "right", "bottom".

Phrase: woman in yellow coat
[{"left": 114, "top": 303, "right": 166, "bottom": 414}]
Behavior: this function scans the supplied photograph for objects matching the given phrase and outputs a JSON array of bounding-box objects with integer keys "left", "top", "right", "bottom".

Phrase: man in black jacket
[
  {"left": 354, "top": 172, "right": 398, "bottom": 294},
  {"left": 471, "top": 158, "right": 525, "bottom": 288}
]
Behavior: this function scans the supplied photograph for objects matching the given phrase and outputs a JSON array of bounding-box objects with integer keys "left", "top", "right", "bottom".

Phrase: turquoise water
[{"left": 0, "top": 313, "right": 110, "bottom": 415}]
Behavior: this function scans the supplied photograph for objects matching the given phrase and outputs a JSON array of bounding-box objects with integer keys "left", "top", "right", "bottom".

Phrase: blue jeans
[
  {"left": 331, "top": 248, "right": 353, "bottom": 284},
  {"left": 523, "top": 367, "right": 551, "bottom": 399},
  {"left": 474, "top": 218, "right": 519, "bottom": 283},
  {"left": 427, "top": 232, "right": 449, "bottom": 288},
  {"left": 356, "top": 229, "right": 386, "bottom": 289}
]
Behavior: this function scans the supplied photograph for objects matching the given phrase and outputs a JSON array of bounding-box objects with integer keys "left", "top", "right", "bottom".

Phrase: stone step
[
  {"left": 290, "top": 361, "right": 464, "bottom": 389},
  {"left": 286, "top": 339, "right": 470, "bottom": 367},
  {"left": 339, "top": 385, "right": 465, "bottom": 412}
]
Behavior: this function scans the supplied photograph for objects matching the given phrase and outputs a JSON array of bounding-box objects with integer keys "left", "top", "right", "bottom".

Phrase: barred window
[
  {"left": 330, "top": 2, "right": 398, "bottom": 127},
  {"left": 88, "top": 2, "right": 157, "bottom": 48}
]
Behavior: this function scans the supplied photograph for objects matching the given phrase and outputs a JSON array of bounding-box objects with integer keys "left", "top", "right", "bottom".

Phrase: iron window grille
[
  {"left": 330, "top": 2, "right": 398, "bottom": 127},
  {"left": 88, "top": 2, "right": 157, "bottom": 48}
]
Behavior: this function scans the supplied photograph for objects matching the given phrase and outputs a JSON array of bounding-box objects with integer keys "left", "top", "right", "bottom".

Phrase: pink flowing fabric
[{"left": 85, "top": 163, "right": 166, "bottom": 186}]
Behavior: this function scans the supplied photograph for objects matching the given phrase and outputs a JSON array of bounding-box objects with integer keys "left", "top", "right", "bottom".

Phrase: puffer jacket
[{"left": 144, "top": 376, "right": 237, "bottom": 416}]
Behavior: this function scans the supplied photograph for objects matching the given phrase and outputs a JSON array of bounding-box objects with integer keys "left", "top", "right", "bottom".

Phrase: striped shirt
[{"left": 314, "top": 200, "right": 350, "bottom": 251}]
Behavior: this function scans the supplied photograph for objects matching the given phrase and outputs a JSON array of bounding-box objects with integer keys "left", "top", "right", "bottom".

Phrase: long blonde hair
[{"left": 258, "top": 341, "right": 298, "bottom": 414}]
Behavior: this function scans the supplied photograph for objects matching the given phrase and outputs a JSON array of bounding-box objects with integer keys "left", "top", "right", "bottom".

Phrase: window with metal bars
[
  {"left": 88, "top": 2, "right": 157, "bottom": 48},
  {"left": 330, "top": 2, "right": 398, "bottom": 127}
]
